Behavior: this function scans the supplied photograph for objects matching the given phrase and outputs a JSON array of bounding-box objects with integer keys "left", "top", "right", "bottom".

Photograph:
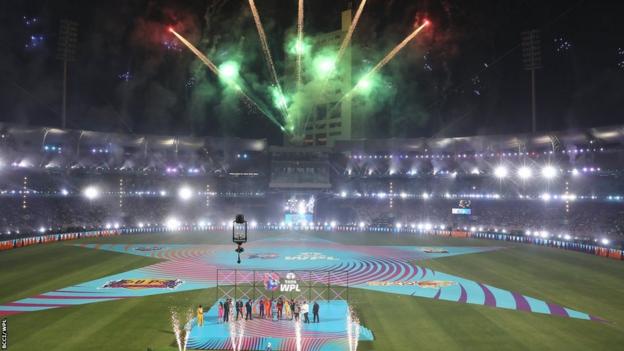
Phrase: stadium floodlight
[
  {"left": 359, "top": 221, "right": 366, "bottom": 228},
  {"left": 82, "top": 186, "right": 100, "bottom": 200},
  {"left": 424, "top": 223, "right": 433, "bottom": 230},
  {"left": 601, "top": 238, "right": 610, "bottom": 246},
  {"left": 517, "top": 166, "right": 533, "bottom": 180},
  {"left": 494, "top": 166, "right": 508, "bottom": 179},
  {"left": 165, "top": 217, "right": 181, "bottom": 230},
  {"left": 340, "top": 191, "right": 347, "bottom": 198},
  {"left": 60, "top": 188, "right": 69, "bottom": 196},
  {"left": 138, "top": 222, "right": 144, "bottom": 228},
  {"left": 330, "top": 221, "right": 337, "bottom": 228},
  {"left": 250, "top": 220, "right": 258, "bottom": 228},
  {"left": 541, "top": 193, "right": 551, "bottom": 202},
  {"left": 542, "top": 165, "right": 557, "bottom": 179},
  {"left": 471, "top": 168, "right": 480, "bottom": 175},
  {"left": 177, "top": 186, "right": 193, "bottom": 201},
  {"left": 571, "top": 168, "right": 579, "bottom": 176},
  {"left": 38, "top": 227, "right": 46, "bottom": 233},
  {"left": 563, "top": 234, "right": 572, "bottom": 240},
  {"left": 422, "top": 192, "right": 430, "bottom": 200},
  {"left": 395, "top": 222, "right": 402, "bottom": 229},
  {"left": 159, "top": 190, "right": 167, "bottom": 197}
]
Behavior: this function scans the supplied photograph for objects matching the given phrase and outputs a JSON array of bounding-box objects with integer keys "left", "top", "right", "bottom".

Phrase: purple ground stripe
[
  {"left": 4, "top": 302, "right": 68, "bottom": 308},
  {"left": 478, "top": 283, "right": 497, "bottom": 307},
  {"left": 511, "top": 291, "right": 532, "bottom": 312},
  {"left": 0, "top": 310, "right": 21, "bottom": 316},
  {"left": 433, "top": 288, "right": 442, "bottom": 300},
  {"left": 547, "top": 302, "right": 569, "bottom": 318},
  {"left": 35, "top": 294, "right": 128, "bottom": 300},
  {"left": 458, "top": 284, "right": 468, "bottom": 303},
  {"left": 590, "top": 315, "right": 608, "bottom": 323}
]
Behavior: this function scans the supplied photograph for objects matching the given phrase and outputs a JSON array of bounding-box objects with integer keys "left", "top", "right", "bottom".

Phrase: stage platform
[{"left": 186, "top": 300, "right": 373, "bottom": 350}]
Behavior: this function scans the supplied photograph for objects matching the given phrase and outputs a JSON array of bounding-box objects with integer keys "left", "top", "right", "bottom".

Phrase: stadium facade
[{"left": 0, "top": 122, "right": 623, "bottom": 246}]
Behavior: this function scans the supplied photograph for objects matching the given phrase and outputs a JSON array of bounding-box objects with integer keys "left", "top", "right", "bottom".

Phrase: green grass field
[{"left": 1, "top": 230, "right": 623, "bottom": 350}]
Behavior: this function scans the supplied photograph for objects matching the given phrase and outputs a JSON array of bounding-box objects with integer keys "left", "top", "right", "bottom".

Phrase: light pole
[
  {"left": 56, "top": 19, "right": 78, "bottom": 129},
  {"left": 521, "top": 29, "right": 542, "bottom": 133},
  {"left": 232, "top": 214, "right": 248, "bottom": 264}
]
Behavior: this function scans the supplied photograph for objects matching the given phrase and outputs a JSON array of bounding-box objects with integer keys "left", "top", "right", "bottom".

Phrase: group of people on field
[{"left": 196, "top": 297, "right": 320, "bottom": 327}]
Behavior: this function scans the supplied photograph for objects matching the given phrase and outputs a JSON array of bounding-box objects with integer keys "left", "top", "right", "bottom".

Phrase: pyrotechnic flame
[
  {"left": 247, "top": 0, "right": 290, "bottom": 119},
  {"left": 168, "top": 27, "right": 286, "bottom": 131},
  {"left": 337, "top": 0, "right": 367, "bottom": 63},
  {"left": 297, "top": 0, "right": 304, "bottom": 88}
]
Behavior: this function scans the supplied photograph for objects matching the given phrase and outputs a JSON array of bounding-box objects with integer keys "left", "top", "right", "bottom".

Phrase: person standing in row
[
  {"left": 237, "top": 300, "right": 244, "bottom": 320},
  {"left": 259, "top": 297, "right": 265, "bottom": 318},
  {"left": 196, "top": 304, "right": 204, "bottom": 327},
  {"left": 293, "top": 302, "right": 300, "bottom": 321},
  {"left": 302, "top": 301, "right": 310, "bottom": 323},
  {"left": 223, "top": 299, "right": 230, "bottom": 322},
  {"left": 218, "top": 301, "right": 224, "bottom": 323},
  {"left": 277, "top": 298, "right": 284, "bottom": 320},
  {"left": 312, "top": 301, "right": 320, "bottom": 323},
  {"left": 284, "top": 298, "right": 292, "bottom": 319},
  {"left": 245, "top": 299, "right": 253, "bottom": 320}
]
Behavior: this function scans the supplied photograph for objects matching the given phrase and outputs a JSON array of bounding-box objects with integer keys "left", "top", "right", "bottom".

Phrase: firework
[
  {"left": 297, "top": 0, "right": 304, "bottom": 88},
  {"left": 368, "top": 20, "right": 429, "bottom": 77},
  {"left": 337, "top": 0, "right": 367, "bottom": 63},
  {"left": 169, "top": 27, "right": 286, "bottom": 131},
  {"left": 247, "top": 0, "right": 289, "bottom": 119}
]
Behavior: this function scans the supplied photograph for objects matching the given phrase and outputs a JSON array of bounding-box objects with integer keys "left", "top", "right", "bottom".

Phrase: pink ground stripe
[
  {"left": 4, "top": 302, "right": 68, "bottom": 308},
  {"left": 34, "top": 294, "right": 128, "bottom": 300}
]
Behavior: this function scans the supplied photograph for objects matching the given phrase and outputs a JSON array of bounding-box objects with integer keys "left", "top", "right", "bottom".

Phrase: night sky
[{"left": 0, "top": 0, "right": 623, "bottom": 144}]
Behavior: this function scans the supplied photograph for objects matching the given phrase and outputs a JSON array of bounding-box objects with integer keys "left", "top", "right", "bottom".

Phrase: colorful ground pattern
[{"left": 0, "top": 237, "right": 603, "bottom": 326}]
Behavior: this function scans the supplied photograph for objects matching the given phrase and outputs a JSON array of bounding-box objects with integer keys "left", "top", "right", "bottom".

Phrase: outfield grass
[{"left": 1, "top": 231, "right": 623, "bottom": 350}]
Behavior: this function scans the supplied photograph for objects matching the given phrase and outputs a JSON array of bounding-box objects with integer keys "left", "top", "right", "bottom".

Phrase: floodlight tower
[
  {"left": 56, "top": 19, "right": 78, "bottom": 129},
  {"left": 521, "top": 29, "right": 542, "bottom": 133}
]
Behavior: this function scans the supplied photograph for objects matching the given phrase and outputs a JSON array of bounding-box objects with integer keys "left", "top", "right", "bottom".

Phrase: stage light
[
  {"left": 541, "top": 193, "right": 551, "bottom": 202},
  {"left": 340, "top": 191, "right": 347, "bottom": 198},
  {"left": 114, "top": 222, "right": 120, "bottom": 229},
  {"left": 601, "top": 238, "right": 610, "bottom": 245},
  {"left": 358, "top": 222, "right": 366, "bottom": 228},
  {"left": 542, "top": 165, "right": 557, "bottom": 179},
  {"left": 517, "top": 166, "right": 532, "bottom": 179},
  {"left": 395, "top": 222, "right": 402, "bottom": 229},
  {"left": 424, "top": 223, "right": 432, "bottom": 230},
  {"left": 471, "top": 168, "right": 480, "bottom": 175},
  {"left": 83, "top": 186, "right": 100, "bottom": 200},
  {"left": 494, "top": 166, "right": 508, "bottom": 179},
  {"left": 38, "top": 227, "right": 45, "bottom": 233},
  {"left": 60, "top": 188, "right": 69, "bottom": 196},
  {"left": 330, "top": 221, "right": 337, "bottom": 228},
  {"left": 422, "top": 192, "right": 430, "bottom": 200},
  {"left": 250, "top": 220, "right": 258, "bottom": 228},
  {"left": 105, "top": 223, "right": 112, "bottom": 229},
  {"left": 563, "top": 234, "right": 572, "bottom": 240},
  {"left": 138, "top": 222, "right": 144, "bottom": 228},
  {"left": 177, "top": 186, "right": 193, "bottom": 201}
]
